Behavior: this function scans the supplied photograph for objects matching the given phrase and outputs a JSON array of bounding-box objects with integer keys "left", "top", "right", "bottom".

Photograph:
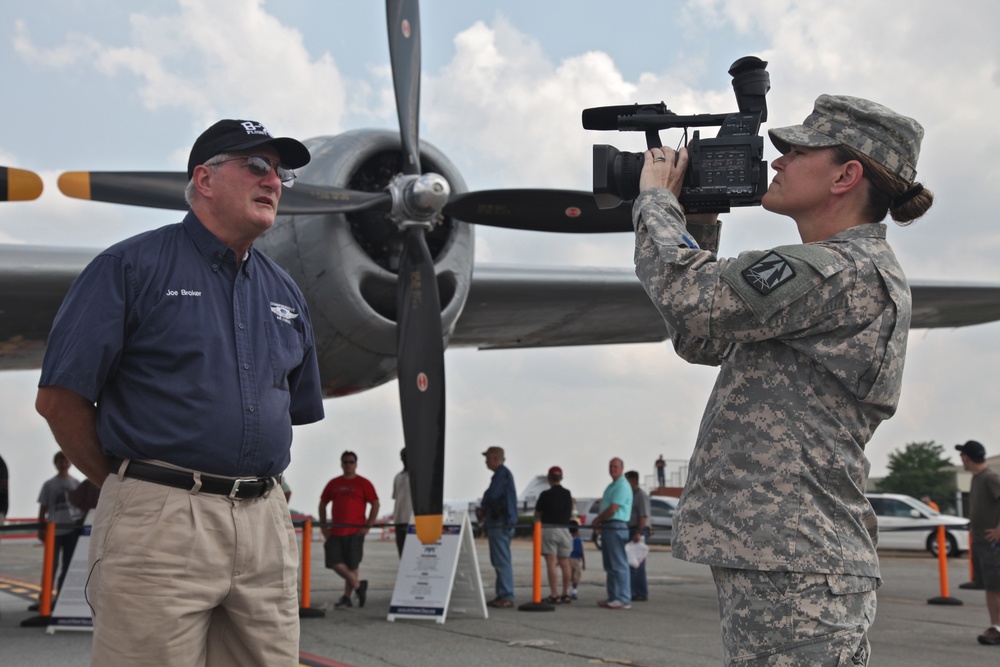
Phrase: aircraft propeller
[{"left": 1, "top": 166, "right": 43, "bottom": 202}]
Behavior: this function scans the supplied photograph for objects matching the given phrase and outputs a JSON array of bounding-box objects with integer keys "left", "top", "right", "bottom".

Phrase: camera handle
[{"left": 644, "top": 129, "right": 689, "bottom": 165}]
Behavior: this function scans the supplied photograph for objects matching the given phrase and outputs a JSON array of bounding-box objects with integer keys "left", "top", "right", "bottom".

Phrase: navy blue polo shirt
[{"left": 39, "top": 213, "right": 325, "bottom": 477}]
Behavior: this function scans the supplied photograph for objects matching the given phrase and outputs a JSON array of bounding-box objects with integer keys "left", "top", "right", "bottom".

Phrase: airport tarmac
[{"left": 1, "top": 534, "right": 997, "bottom": 666}]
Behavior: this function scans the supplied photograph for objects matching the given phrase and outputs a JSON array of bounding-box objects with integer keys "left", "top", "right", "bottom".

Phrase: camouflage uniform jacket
[{"left": 632, "top": 188, "right": 911, "bottom": 577}]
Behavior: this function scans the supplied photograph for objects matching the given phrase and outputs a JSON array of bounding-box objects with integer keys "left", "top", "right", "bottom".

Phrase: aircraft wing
[
  {"left": 451, "top": 264, "right": 1000, "bottom": 349},
  {"left": 3, "top": 246, "right": 1000, "bottom": 371},
  {"left": 0, "top": 245, "right": 97, "bottom": 370}
]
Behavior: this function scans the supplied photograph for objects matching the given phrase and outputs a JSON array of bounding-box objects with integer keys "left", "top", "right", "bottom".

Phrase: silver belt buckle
[{"left": 229, "top": 478, "right": 260, "bottom": 499}]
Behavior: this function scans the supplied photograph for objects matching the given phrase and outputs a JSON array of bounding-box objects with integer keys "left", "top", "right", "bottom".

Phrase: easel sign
[
  {"left": 48, "top": 511, "right": 94, "bottom": 633},
  {"left": 387, "top": 511, "right": 487, "bottom": 624}
]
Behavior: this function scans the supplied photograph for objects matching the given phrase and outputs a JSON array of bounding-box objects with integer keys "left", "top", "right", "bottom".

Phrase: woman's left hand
[{"left": 639, "top": 146, "right": 688, "bottom": 197}]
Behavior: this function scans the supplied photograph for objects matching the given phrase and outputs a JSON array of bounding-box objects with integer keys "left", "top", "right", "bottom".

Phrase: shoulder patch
[{"left": 741, "top": 251, "right": 796, "bottom": 295}]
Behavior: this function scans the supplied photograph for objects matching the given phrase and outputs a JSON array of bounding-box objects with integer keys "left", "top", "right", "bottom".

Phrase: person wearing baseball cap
[
  {"left": 534, "top": 465, "right": 574, "bottom": 603},
  {"left": 478, "top": 446, "right": 517, "bottom": 607},
  {"left": 956, "top": 440, "right": 1000, "bottom": 645},
  {"left": 36, "top": 118, "right": 323, "bottom": 664},
  {"left": 630, "top": 93, "right": 934, "bottom": 665}
]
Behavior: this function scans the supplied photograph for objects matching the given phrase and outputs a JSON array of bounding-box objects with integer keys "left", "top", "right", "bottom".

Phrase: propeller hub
[{"left": 388, "top": 172, "right": 451, "bottom": 229}]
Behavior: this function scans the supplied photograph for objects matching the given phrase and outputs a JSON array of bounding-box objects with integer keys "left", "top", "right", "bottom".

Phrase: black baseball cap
[
  {"left": 187, "top": 119, "right": 310, "bottom": 179},
  {"left": 955, "top": 440, "right": 987, "bottom": 463}
]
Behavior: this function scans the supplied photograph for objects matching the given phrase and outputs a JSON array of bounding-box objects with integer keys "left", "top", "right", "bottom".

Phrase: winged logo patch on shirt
[
  {"left": 741, "top": 252, "right": 796, "bottom": 295},
  {"left": 270, "top": 302, "right": 299, "bottom": 324}
]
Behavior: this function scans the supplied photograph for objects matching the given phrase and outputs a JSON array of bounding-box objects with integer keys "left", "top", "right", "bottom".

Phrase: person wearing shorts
[
  {"left": 534, "top": 466, "right": 574, "bottom": 603},
  {"left": 319, "top": 451, "right": 379, "bottom": 609}
]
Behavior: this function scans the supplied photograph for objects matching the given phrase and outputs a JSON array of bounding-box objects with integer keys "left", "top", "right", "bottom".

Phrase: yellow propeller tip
[
  {"left": 7, "top": 168, "right": 43, "bottom": 201},
  {"left": 57, "top": 171, "right": 92, "bottom": 200},
  {"left": 414, "top": 514, "right": 443, "bottom": 545}
]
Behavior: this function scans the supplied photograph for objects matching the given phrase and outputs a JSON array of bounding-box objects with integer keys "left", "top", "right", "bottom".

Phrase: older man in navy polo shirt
[{"left": 35, "top": 119, "right": 325, "bottom": 667}]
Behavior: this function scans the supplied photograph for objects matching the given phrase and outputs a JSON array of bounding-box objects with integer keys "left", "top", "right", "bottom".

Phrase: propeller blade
[
  {"left": 386, "top": 0, "right": 422, "bottom": 175},
  {"left": 1, "top": 167, "right": 43, "bottom": 202},
  {"left": 280, "top": 184, "right": 393, "bottom": 215},
  {"left": 57, "top": 170, "right": 392, "bottom": 215},
  {"left": 58, "top": 171, "right": 189, "bottom": 210},
  {"left": 445, "top": 189, "right": 634, "bottom": 233},
  {"left": 396, "top": 227, "right": 445, "bottom": 544}
]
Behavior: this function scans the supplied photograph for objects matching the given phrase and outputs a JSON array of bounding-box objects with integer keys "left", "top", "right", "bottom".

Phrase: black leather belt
[{"left": 114, "top": 459, "right": 274, "bottom": 499}]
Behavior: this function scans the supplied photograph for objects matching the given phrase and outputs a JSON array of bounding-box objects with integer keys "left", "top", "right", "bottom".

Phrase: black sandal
[{"left": 544, "top": 595, "right": 561, "bottom": 604}]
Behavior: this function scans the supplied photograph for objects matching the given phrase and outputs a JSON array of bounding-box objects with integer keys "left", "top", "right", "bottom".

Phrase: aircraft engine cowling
[{"left": 254, "top": 129, "right": 474, "bottom": 397}]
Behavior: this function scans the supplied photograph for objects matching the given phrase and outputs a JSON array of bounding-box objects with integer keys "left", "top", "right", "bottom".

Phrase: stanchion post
[
  {"left": 518, "top": 521, "right": 553, "bottom": 612},
  {"left": 40, "top": 521, "right": 55, "bottom": 615},
  {"left": 21, "top": 521, "right": 56, "bottom": 627},
  {"left": 298, "top": 519, "right": 325, "bottom": 618},
  {"left": 928, "top": 524, "right": 963, "bottom": 606},
  {"left": 958, "top": 538, "right": 981, "bottom": 590}
]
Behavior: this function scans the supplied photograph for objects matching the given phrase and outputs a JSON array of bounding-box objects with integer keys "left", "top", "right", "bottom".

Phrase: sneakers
[
  {"left": 355, "top": 580, "right": 368, "bottom": 608},
  {"left": 569, "top": 588, "right": 578, "bottom": 600},
  {"left": 334, "top": 595, "right": 353, "bottom": 609},
  {"left": 606, "top": 600, "right": 631, "bottom": 610},
  {"left": 597, "top": 599, "right": 631, "bottom": 609},
  {"left": 978, "top": 627, "right": 1000, "bottom": 645}
]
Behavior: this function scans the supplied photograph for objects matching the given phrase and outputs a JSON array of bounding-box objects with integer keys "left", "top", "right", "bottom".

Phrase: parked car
[
  {"left": 866, "top": 493, "right": 969, "bottom": 557},
  {"left": 578, "top": 495, "right": 678, "bottom": 549}
]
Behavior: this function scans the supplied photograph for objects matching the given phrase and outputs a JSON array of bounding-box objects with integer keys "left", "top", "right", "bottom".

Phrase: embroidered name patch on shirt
[{"left": 741, "top": 251, "right": 796, "bottom": 295}]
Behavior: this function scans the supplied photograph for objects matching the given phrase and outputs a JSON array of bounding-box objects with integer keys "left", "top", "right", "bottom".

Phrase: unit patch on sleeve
[{"left": 741, "top": 251, "right": 796, "bottom": 295}]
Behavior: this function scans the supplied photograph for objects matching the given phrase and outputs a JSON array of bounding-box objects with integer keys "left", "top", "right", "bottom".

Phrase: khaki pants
[{"left": 87, "top": 473, "right": 299, "bottom": 666}]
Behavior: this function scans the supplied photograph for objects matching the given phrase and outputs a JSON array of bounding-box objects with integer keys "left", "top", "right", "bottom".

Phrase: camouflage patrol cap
[{"left": 768, "top": 95, "right": 923, "bottom": 183}]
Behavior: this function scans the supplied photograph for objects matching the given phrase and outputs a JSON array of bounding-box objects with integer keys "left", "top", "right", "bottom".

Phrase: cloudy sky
[{"left": 2, "top": 0, "right": 998, "bottom": 519}]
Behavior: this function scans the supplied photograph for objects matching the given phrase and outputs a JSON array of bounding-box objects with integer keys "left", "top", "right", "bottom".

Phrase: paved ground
[{"left": 1, "top": 534, "right": 997, "bottom": 666}]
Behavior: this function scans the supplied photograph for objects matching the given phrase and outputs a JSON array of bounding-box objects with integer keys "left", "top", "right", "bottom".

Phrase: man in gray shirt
[
  {"left": 625, "top": 470, "right": 650, "bottom": 601},
  {"left": 956, "top": 440, "right": 1000, "bottom": 645}
]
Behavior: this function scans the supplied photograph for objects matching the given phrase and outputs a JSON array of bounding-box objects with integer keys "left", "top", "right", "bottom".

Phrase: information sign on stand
[
  {"left": 47, "top": 511, "right": 94, "bottom": 633},
  {"left": 387, "top": 511, "right": 487, "bottom": 624}
]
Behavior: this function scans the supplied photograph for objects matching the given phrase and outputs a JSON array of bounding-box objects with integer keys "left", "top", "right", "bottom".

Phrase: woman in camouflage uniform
[{"left": 632, "top": 95, "right": 933, "bottom": 666}]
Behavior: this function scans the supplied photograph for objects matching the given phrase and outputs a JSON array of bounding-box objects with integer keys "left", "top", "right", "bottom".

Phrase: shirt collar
[
  {"left": 182, "top": 212, "right": 257, "bottom": 275},
  {"left": 829, "top": 223, "right": 888, "bottom": 242}
]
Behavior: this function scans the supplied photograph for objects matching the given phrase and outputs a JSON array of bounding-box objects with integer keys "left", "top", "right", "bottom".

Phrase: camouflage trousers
[{"left": 711, "top": 567, "right": 877, "bottom": 666}]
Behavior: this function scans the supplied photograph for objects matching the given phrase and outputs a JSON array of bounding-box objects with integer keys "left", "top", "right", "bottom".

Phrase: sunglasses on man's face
[{"left": 213, "top": 155, "right": 297, "bottom": 186}]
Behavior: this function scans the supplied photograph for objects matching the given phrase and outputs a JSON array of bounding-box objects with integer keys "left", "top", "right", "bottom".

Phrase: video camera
[{"left": 583, "top": 56, "right": 770, "bottom": 213}]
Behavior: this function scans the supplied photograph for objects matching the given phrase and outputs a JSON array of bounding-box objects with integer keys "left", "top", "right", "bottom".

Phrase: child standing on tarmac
[{"left": 569, "top": 521, "right": 585, "bottom": 599}]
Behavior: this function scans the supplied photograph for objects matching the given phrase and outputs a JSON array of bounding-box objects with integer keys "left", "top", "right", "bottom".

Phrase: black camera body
[{"left": 584, "top": 56, "right": 770, "bottom": 213}]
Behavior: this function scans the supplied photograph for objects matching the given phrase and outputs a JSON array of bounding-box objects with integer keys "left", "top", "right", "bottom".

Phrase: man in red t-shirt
[{"left": 319, "top": 451, "right": 380, "bottom": 609}]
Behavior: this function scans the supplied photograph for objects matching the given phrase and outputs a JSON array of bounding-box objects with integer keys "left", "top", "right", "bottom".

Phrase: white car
[{"left": 867, "top": 493, "right": 970, "bottom": 557}]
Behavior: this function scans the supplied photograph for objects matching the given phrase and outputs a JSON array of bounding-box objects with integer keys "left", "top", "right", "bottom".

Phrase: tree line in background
[{"left": 872, "top": 441, "right": 958, "bottom": 513}]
